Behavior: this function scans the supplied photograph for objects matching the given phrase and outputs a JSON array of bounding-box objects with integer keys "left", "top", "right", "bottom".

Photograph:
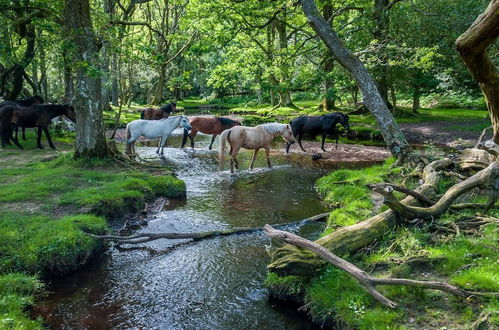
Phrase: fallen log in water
[
  {"left": 86, "top": 212, "right": 330, "bottom": 246},
  {"left": 264, "top": 225, "right": 499, "bottom": 308}
]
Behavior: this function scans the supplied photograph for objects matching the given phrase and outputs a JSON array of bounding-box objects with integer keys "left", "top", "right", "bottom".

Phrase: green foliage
[{"left": 265, "top": 272, "right": 307, "bottom": 297}]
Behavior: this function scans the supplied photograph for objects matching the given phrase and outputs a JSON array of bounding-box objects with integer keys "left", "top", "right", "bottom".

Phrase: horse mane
[
  {"left": 16, "top": 95, "right": 44, "bottom": 106},
  {"left": 258, "top": 123, "right": 286, "bottom": 134},
  {"left": 160, "top": 102, "right": 176, "bottom": 112},
  {"left": 218, "top": 117, "right": 239, "bottom": 126}
]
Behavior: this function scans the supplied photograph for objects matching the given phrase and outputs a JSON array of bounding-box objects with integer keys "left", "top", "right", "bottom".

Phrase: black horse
[
  {"left": 0, "top": 104, "right": 76, "bottom": 149},
  {"left": 288, "top": 112, "right": 350, "bottom": 152},
  {"left": 0, "top": 96, "right": 45, "bottom": 141}
]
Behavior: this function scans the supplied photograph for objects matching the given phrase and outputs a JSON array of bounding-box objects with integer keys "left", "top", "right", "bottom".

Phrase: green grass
[
  {"left": 0, "top": 139, "right": 186, "bottom": 328},
  {"left": 0, "top": 273, "right": 44, "bottom": 329}
]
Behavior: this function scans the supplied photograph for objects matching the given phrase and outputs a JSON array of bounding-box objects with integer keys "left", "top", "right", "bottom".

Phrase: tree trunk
[
  {"left": 62, "top": 49, "right": 74, "bottom": 104},
  {"left": 65, "top": 0, "right": 108, "bottom": 158},
  {"left": 274, "top": 13, "right": 295, "bottom": 108},
  {"left": 373, "top": 0, "right": 393, "bottom": 109},
  {"left": 153, "top": 65, "right": 166, "bottom": 105},
  {"left": 456, "top": 0, "right": 499, "bottom": 147},
  {"left": 111, "top": 54, "right": 119, "bottom": 106},
  {"left": 299, "top": 0, "right": 411, "bottom": 159},
  {"left": 412, "top": 86, "right": 420, "bottom": 113}
]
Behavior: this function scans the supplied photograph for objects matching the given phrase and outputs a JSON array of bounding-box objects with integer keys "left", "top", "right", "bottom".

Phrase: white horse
[
  {"left": 126, "top": 115, "right": 191, "bottom": 155},
  {"left": 219, "top": 123, "right": 296, "bottom": 173}
]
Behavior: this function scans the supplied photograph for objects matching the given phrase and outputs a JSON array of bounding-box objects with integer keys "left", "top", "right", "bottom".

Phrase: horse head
[
  {"left": 179, "top": 115, "right": 191, "bottom": 131},
  {"left": 339, "top": 113, "right": 350, "bottom": 132},
  {"left": 283, "top": 124, "right": 296, "bottom": 154},
  {"left": 64, "top": 104, "right": 77, "bottom": 123}
]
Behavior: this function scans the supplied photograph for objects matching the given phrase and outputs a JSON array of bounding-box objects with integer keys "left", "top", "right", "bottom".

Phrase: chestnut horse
[
  {"left": 140, "top": 103, "right": 176, "bottom": 120},
  {"left": 181, "top": 116, "right": 240, "bottom": 150},
  {"left": 219, "top": 123, "right": 296, "bottom": 173},
  {"left": 0, "top": 104, "right": 76, "bottom": 149}
]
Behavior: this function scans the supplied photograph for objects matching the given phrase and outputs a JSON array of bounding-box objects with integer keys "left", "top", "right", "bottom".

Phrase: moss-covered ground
[
  {"left": 0, "top": 133, "right": 185, "bottom": 328},
  {"left": 266, "top": 158, "right": 498, "bottom": 329}
]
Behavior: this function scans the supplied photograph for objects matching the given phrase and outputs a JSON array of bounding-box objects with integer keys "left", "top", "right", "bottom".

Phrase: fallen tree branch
[
  {"left": 267, "top": 158, "right": 453, "bottom": 276},
  {"left": 372, "top": 183, "right": 436, "bottom": 205},
  {"left": 87, "top": 212, "right": 330, "bottom": 245},
  {"left": 264, "top": 225, "right": 499, "bottom": 308},
  {"left": 371, "top": 161, "right": 499, "bottom": 219}
]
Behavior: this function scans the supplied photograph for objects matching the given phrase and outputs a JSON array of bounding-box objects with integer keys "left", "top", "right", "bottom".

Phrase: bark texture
[
  {"left": 299, "top": 0, "right": 411, "bottom": 158},
  {"left": 456, "top": 0, "right": 499, "bottom": 145},
  {"left": 65, "top": 0, "right": 108, "bottom": 158}
]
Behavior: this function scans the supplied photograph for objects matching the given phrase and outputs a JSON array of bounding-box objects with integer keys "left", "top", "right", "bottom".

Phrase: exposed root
[{"left": 264, "top": 225, "right": 499, "bottom": 309}]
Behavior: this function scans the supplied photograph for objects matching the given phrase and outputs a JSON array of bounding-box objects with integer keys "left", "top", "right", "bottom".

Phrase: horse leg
[
  {"left": 36, "top": 127, "right": 44, "bottom": 149},
  {"left": 22, "top": 127, "right": 26, "bottom": 140},
  {"left": 8, "top": 127, "right": 23, "bottom": 149},
  {"left": 189, "top": 129, "right": 197, "bottom": 149},
  {"left": 250, "top": 148, "right": 259, "bottom": 170},
  {"left": 43, "top": 127, "right": 56, "bottom": 149},
  {"left": 335, "top": 133, "right": 339, "bottom": 149},
  {"left": 230, "top": 146, "right": 241, "bottom": 173},
  {"left": 156, "top": 137, "right": 162, "bottom": 154},
  {"left": 264, "top": 146, "right": 272, "bottom": 168},
  {"left": 160, "top": 136, "right": 168, "bottom": 155},
  {"left": 14, "top": 126, "right": 19, "bottom": 142},
  {"left": 321, "top": 133, "right": 327, "bottom": 152},
  {"left": 208, "top": 134, "right": 216, "bottom": 150},
  {"left": 298, "top": 134, "right": 306, "bottom": 152}
]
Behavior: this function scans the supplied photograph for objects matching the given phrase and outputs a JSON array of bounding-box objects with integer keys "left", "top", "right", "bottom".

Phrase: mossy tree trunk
[
  {"left": 65, "top": 0, "right": 109, "bottom": 158},
  {"left": 456, "top": 0, "right": 499, "bottom": 148},
  {"left": 299, "top": 0, "right": 412, "bottom": 159}
]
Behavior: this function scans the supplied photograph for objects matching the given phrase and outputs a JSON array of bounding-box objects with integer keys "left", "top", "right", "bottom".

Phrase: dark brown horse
[
  {"left": 0, "top": 104, "right": 76, "bottom": 149},
  {"left": 140, "top": 103, "right": 176, "bottom": 120},
  {"left": 181, "top": 116, "right": 240, "bottom": 150},
  {"left": 0, "top": 95, "right": 44, "bottom": 141}
]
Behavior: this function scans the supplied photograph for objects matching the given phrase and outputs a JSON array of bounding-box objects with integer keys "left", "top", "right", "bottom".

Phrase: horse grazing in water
[
  {"left": 219, "top": 123, "right": 296, "bottom": 173},
  {"left": 0, "top": 104, "right": 76, "bottom": 149},
  {"left": 181, "top": 116, "right": 240, "bottom": 150},
  {"left": 288, "top": 112, "right": 350, "bottom": 153},
  {"left": 0, "top": 95, "right": 45, "bottom": 141},
  {"left": 140, "top": 103, "right": 176, "bottom": 120},
  {"left": 126, "top": 115, "right": 191, "bottom": 156}
]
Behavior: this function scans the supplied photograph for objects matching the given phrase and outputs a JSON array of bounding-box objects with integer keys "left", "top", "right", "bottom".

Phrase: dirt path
[{"left": 399, "top": 119, "right": 489, "bottom": 148}]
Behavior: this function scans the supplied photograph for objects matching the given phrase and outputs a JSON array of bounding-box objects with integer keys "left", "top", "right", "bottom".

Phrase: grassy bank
[
  {"left": 266, "top": 158, "right": 498, "bottom": 329},
  {"left": 0, "top": 137, "right": 185, "bottom": 328}
]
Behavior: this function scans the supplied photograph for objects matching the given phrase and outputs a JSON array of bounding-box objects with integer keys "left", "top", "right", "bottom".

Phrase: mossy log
[{"left": 267, "top": 159, "right": 452, "bottom": 277}]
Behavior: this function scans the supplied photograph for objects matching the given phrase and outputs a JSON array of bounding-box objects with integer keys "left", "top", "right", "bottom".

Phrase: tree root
[
  {"left": 264, "top": 225, "right": 499, "bottom": 309},
  {"left": 370, "top": 161, "right": 499, "bottom": 220}
]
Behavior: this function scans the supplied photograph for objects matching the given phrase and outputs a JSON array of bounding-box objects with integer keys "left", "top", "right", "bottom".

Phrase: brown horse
[
  {"left": 0, "top": 95, "right": 44, "bottom": 141},
  {"left": 181, "top": 116, "right": 240, "bottom": 150},
  {"left": 0, "top": 104, "right": 76, "bottom": 149},
  {"left": 140, "top": 103, "right": 176, "bottom": 120}
]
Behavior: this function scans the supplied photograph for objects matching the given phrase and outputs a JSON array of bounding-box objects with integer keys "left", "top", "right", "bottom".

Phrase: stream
[{"left": 35, "top": 130, "right": 338, "bottom": 329}]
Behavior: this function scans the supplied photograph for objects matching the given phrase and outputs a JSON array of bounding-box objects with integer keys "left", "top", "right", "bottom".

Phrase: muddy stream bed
[{"left": 34, "top": 129, "right": 376, "bottom": 329}]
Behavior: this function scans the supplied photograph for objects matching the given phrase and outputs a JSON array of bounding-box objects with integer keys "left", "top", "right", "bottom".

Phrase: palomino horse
[
  {"left": 219, "top": 123, "right": 296, "bottom": 173},
  {"left": 0, "top": 95, "right": 45, "bottom": 141},
  {"left": 288, "top": 112, "right": 350, "bottom": 152},
  {"left": 126, "top": 115, "right": 191, "bottom": 155},
  {"left": 181, "top": 116, "right": 240, "bottom": 150},
  {"left": 0, "top": 104, "right": 76, "bottom": 149},
  {"left": 140, "top": 103, "right": 176, "bottom": 120}
]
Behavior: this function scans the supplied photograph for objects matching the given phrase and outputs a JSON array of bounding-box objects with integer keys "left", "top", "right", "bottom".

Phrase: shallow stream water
[{"left": 35, "top": 130, "right": 337, "bottom": 329}]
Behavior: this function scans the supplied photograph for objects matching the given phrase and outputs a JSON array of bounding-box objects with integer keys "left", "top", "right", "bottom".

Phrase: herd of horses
[
  {"left": 126, "top": 103, "right": 351, "bottom": 173},
  {"left": 0, "top": 96, "right": 351, "bottom": 173}
]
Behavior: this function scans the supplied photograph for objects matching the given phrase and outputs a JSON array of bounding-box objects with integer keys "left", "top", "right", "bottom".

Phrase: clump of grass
[
  {"left": 316, "top": 158, "right": 396, "bottom": 228},
  {"left": 306, "top": 266, "right": 402, "bottom": 329},
  {"left": 0, "top": 273, "right": 44, "bottom": 329},
  {"left": 265, "top": 272, "right": 308, "bottom": 298}
]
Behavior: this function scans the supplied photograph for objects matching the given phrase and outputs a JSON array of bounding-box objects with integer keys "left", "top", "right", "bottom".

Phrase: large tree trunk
[
  {"left": 299, "top": 0, "right": 411, "bottom": 159},
  {"left": 274, "top": 13, "right": 295, "bottom": 108},
  {"left": 373, "top": 0, "right": 392, "bottom": 109},
  {"left": 65, "top": 0, "right": 108, "bottom": 158},
  {"left": 412, "top": 86, "right": 420, "bottom": 113},
  {"left": 456, "top": 0, "right": 499, "bottom": 149}
]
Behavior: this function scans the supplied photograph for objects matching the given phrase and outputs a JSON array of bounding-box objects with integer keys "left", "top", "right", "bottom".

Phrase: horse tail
[
  {"left": 219, "top": 129, "right": 231, "bottom": 170},
  {"left": 125, "top": 122, "right": 132, "bottom": 155},
  {"left": 181, "top": 128, "right": 189, "bottom": 148}
]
